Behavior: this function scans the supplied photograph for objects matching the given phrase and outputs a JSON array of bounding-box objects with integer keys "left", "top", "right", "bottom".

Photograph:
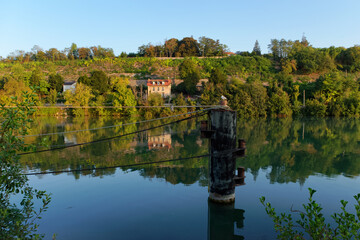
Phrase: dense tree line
[
  {"left": 1, "top": 36, "right": 228, "bottom": 62},
  {"left": 4, "top": 43, "right": 115, "bottom": 63},
  {"left": 138, "top": 36, "right": 228, "bottom": 57}
]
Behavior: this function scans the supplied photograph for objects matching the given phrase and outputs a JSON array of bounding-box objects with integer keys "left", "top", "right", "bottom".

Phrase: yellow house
[{"left": 147, "top": 79, "right": 171, "bottom": 98}]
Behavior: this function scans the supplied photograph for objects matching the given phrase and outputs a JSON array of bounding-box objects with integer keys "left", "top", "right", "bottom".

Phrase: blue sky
[{"left": 0, "top": 0, "right": 359, "bottom": 57}]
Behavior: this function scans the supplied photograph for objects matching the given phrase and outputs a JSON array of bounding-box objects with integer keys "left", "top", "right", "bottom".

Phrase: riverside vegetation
[
  {"left": 0, "top": 36, "right": 360, "bottom": 118},
  {"left": 0, "top": 93, "right": 51, "bottom": 239}
]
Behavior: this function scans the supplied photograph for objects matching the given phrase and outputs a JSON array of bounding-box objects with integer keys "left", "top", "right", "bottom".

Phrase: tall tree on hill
[
  {"left": 301, "top": 34, "right": 309, "bottom": 47},
  {"left": 177, "top": 37, "right": 200, "bottom": 57},
  {"left": 198, "top": 37, "right": 227, "bottom": 57},
  {"left": 78, "top": 47, "right": 92, "bottom": 59},
  {"left": 252, "top": 40, "right": 261, "bottom": 56},
  {"left": 68, "top": 43, "right": 78, "bottom": 60},
  {"left": 165, "top": 38, "right": 178, "bottom": 57}
]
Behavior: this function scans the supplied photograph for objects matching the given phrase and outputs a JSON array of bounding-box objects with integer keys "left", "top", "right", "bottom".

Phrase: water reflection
[
  {"left": 208, "top": 201, "right": 245, "bottom": 240},
  {"left": 20, "top": 117, "right": 360, "bottom": 185}
]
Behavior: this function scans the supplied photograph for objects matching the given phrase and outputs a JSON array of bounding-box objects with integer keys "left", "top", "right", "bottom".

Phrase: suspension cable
[{"left": 21, "top": 107, "right": 217, "bottom": 138}]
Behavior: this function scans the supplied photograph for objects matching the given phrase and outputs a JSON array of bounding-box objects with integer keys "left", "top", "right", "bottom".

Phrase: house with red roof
[{"left": 147, "top": 79, "right": 171, "bottom": 98}]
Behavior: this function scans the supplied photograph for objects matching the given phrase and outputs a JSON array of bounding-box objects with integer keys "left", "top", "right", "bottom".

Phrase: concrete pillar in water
[{"left": 209, "top": 109, "right": 237, "bottom": 203}]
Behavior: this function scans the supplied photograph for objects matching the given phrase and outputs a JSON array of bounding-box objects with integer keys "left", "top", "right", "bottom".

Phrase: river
[{"left": 20, "top": 116, "right": 360, "bottom": 239}]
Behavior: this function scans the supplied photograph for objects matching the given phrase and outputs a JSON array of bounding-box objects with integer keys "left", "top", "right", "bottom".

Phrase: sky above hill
[{"left": 0, "top": 0, "right": 359, "bottom": 58}]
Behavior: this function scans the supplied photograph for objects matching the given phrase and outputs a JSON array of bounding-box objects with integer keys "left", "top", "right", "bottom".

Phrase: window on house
[
  {"left": 153, "top": 87, "right": 155, "bottom": 91},
  {"left": 158, "top": 87, "right": 160, "bottom": 91},
  {"left": 162, "top": 87, "right": 164, "bottom": 91}
]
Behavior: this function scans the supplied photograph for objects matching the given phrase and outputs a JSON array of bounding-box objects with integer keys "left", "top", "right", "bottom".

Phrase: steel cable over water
[
  {"left": 22, "top": 149, "right": 241, "bottom": 176},
  {"left": 18, "top": 111, "right": 209, "bottom": 156}
]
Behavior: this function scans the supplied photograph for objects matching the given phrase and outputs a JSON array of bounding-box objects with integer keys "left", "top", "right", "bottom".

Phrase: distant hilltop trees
[
  {"left": 1, "top": 36, "right": 360, "bottom": 75},
  {"left": 138, "top": 36, "right": 228, "bottom": 57},
  {"left": 1, "top": 36, "right": 229, "bottom": 62}
]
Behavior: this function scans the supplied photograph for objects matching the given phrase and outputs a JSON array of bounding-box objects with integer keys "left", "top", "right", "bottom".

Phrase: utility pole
[{"left": 303, "top": 90, "right": 306, "bottom": 107}]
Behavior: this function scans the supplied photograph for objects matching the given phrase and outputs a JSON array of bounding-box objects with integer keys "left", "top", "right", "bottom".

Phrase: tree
[
  {"left": 179, "top": 58, "right": 201, "bottom": 94},
  {"left": 48, "top": 73, "right": 64, "bottom": 92},
  {"left": 47, "top": 88, "right": 57, "bottom": 104},
  {"left": 0, "top": 93, "right": 51, "bottom": 239},
  {"left": 301, "top": 34, "right": 309, "bottom": 47},
  {"left": 268, "top": 39, "right": 293, "bottom": 60},
  {"left": 64, "top": 83, "right": 93, "bottom": 106},
  {"left": 200, "top": 83, "right": 221, "bottom": 105},
  {"left": 78, "top": 47, "right": 91, "bottom": 59},
  {"left": 89, "top": 70, "right": 110, "bottom": 95},
  {"left": 78, "top": 75, "right": 91, "bottom": 86},
  {"left": 110, "top": 77, "right": 137, "bottom": 116},
  {"left": 45, "top": 48, "right": 61, "bottom": 61},
  {"left": 0, "top": 79, "right": 34, "bottom": 105},
  {"left": 198, "top": 37, "right": 227, "bottom": 57},
  {"left": 68, "top": 43, "right": 78, "bottom": 60},
  {"left": 267, "top": 88, "right": 292, "bottom": 116},
  {"left": 119, "top": 52, "right": 128, "bottom": 58},
  {"left": 209, "top": 68, "right": 227, "bottom": 85},
  {"left": 252, "top": 40, "right": 261, "bottom": 55},
  {"left": 177, "top": 37, "right": 200, "bottom": 57},
  {"left": 165, "top": 38, "right": 179, "bottom": 57},
  {"left": 29, "top": 68, "right": 45, "bottom": 87},
  {"left": 336, "top": 46, "right": 360, "bottom": 72},
  {"left": 64, "top": 83, "right": 94, "bottom": 116}
]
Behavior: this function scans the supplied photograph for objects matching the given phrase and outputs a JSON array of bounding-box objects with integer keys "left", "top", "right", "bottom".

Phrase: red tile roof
[{"left": 147, "top": 79, "right": 171, "bottom": 86}]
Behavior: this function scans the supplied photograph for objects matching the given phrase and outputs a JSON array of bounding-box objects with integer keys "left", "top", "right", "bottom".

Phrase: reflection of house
[
  {"left": 64, "top": 135, "right": 77, "bottom": 145},
  {"left": 63, "top": 81, "right": 77, "bottom": 93},
  {"left": 148, "top": 133, "right": 172, "bottom": 150},
  {"left": 147, "top": 79, "right": 171, "bottom": 98}
]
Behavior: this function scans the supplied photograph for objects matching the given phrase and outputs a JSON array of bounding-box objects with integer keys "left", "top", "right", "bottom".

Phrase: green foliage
[
  {"left": 78, "top": 75, "right": 91, "bottom": 86},
  {"left": 252, "top": 40, "right": 261, "bottom": 56},
  {"left": 173, "top": 93, "right": 188, "bottom": 114},
  {"left": 0, "top": 93, "right": 51, "bottom": 239},
  {"left": 260, "top": 188, "right": 360, "bottom": 239},
  {"left": 89, "top": 70, "right": 110, "bottom": 95},
  {"left": 110, "top": 77, "right": 137, "bottom": 116},
  {"left": 268, "top": 88, "right": 293, "bottom": 116},
  {"left": 209, "top": 68, "right": 227, "bottom": 85},
  {"left": 145, "top": 93, "right": 165, "bottom": 118},
  {"left": 179, "top": 58, "right": 201, "bottom": 94},
  {"left": 336, "top": 46, "right": 360, "bottom": 72},
  {"left": 47, "top": 88, "right": 57, "bottom": 105},
  {"left": 28, "top": 68, "right": 45, "bottom": 87},
  {"left": 64, "top": 83, "right": 94, "bottom": 116},
  {"left": 200, "top": 83, "right": 222, "bottom": 105},
  {"left": 48, "top": 73, "right": 64, "bottom": 92},
  {"left": 303, "top": 99, "right": 327, "bottom": 117}
]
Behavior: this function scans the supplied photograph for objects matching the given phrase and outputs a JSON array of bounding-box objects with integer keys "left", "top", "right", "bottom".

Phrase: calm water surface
[{"left": 20, "top": 117, "right": 360, "bottom": 239}]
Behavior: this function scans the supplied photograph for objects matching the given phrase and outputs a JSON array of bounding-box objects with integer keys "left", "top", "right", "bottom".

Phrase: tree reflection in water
[{"left": 20, "top": 117, "right": 360, "bottom": 185}]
